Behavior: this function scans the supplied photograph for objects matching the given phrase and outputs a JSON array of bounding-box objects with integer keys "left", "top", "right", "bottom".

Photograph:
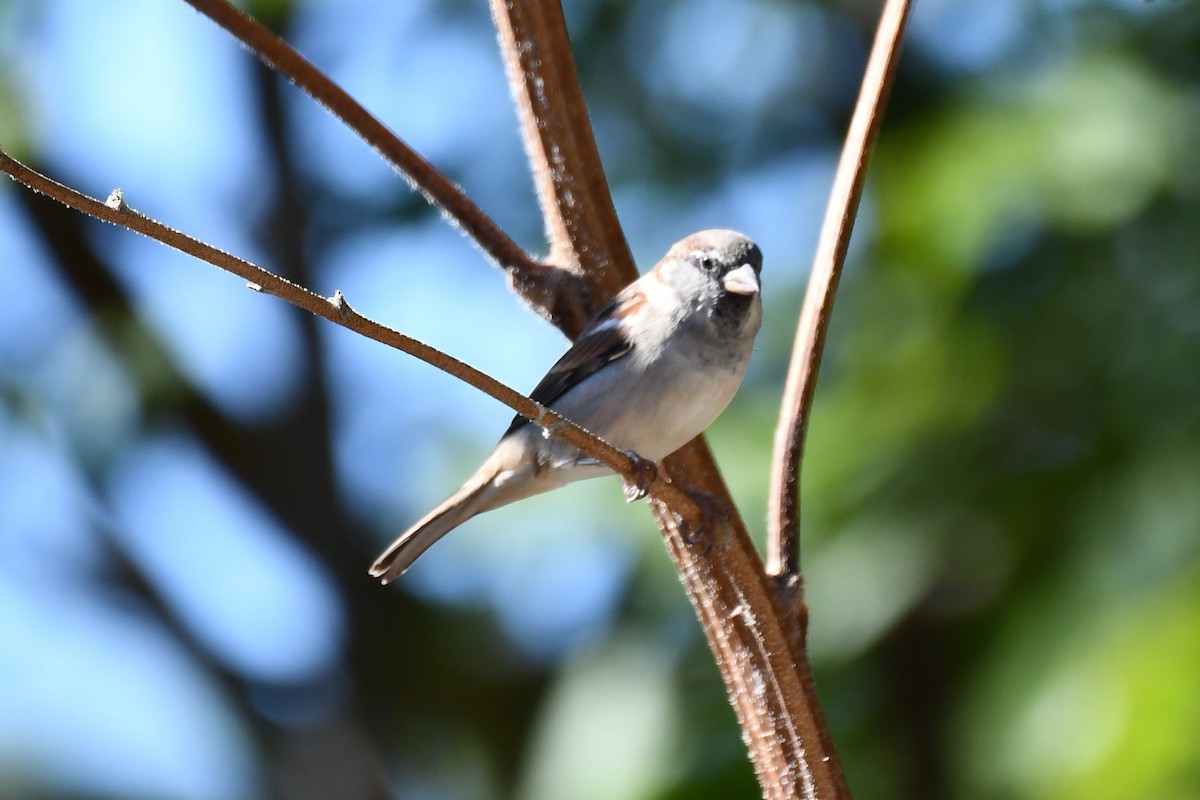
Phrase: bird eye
[{"left": 699, "top": 255, "right": 715, "bottom": 271}]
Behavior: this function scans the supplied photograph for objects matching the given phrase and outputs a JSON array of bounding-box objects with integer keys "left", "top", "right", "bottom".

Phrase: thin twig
[
  {"left": 180, "top": 0, "right": 590, "bottom": 331},
  {"left": 0, "top": 149, "right": 698, "bottom": 519},
  {"left": 767, "top": 0, "right": 912, "bottom": 582}
]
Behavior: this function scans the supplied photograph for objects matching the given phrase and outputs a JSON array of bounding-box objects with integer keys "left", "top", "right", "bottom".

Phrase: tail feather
[
  {"left": 369, "top": 479, "right": 491, "bottom": 584},
  {"left": 369, "top": 433, "right": 580, "bottom": 583}
]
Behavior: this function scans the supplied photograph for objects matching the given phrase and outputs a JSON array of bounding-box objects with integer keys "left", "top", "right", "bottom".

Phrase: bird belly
[{"left": 551, "top": 349, "right": 747, "bottom": 463}]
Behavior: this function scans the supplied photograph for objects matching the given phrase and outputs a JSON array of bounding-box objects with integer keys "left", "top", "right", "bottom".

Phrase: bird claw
[
  {"left": 621, "top": 453, "right": 657, "bottom": 502},
  {"left": 681, "top": 491, "right": 733, "bottom": 555}
]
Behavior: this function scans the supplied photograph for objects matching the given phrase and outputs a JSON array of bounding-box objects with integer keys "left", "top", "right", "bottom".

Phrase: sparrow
[{"left": 370, "top": 228, "right": 763, "bottom": 583}]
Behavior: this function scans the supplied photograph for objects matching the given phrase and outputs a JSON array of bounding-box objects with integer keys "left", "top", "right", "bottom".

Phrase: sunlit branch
[
  {"left": 179, "top": 0, "right": 589, "bottom": 331},
  {"left": 0, "top": 149, "right": 700, "bottom": 517},
  {"left": 492, "top": 3, "right": 852, "bottom": 796},
  {"left": 490, "top": 0, "right": 635, "bottom": 317},
  {"left": 767, "top": 0, "right": 913, "bottom": 583}
]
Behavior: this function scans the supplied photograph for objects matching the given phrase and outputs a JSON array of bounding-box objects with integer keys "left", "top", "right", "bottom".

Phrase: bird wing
[{"left": 502, "top": 289, "right": 639, "bottom": 437}]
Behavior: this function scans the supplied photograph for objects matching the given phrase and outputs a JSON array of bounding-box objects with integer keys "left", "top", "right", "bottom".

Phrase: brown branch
[
  {"left": 0, "top": 149, "right": 701, "bottom": 520},
  {"left": 7, "top": 0, "right": 883, "bottom": 794},
  {"left": 767, "top": 0, "right": 912, "bottom": 582},
  {"left": 493, "top": 2, "right": 850, "bottom": 796},
  {"left": 655, "top": 443, "right": 853, "bottom": 800},
  {"left": 179, "top": 0, "right": 589, "bottom": 332},
  {"left": 490, "top": 0, "right": 635, "bottom": 312}
]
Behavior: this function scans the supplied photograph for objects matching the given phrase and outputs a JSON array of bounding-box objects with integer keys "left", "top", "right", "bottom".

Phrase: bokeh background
[{"left": 2, "top": 0, "right": 1199, "bottom": 798}]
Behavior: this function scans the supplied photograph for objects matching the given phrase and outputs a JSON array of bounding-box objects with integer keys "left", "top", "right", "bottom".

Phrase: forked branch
[
  {"left": 490, "top": 0, "right": 635, "bottom": 310},
  {"left": 179, "top": 0, "right": 590, "bottom": 332},
  {"left": 4, "top": 0, "right": 916, "bottom": 795},
  {"left": 494, "top": 2, "right": 852, "bottom": 797}
]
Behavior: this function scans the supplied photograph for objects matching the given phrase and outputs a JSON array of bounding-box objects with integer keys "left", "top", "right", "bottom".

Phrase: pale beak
[{"left": 722, "top": 263, "right": 760, "bottom": 296}]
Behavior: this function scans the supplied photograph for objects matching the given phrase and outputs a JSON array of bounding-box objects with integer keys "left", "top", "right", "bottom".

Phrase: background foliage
[{"left": 2, "top": 1, "right": 1198, "bottom": 798}]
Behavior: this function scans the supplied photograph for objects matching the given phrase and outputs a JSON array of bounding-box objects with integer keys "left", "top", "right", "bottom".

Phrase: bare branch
[
  {"left": 7, "top": 0, "right": 888, "bottom": 793},
  {"left": 767, "top": 0, "right": 913, "bottom": 582},
  {"left": 493, "top": 3, "right": 852, "bottom": 794},
  {"left": 491, "top": 0, "right": 635, "bottom": 315},
  {"left": 0, "top": 149, "right": 701, "bottom": 519},
  {"left": 179, "top": 0, "right": 590, "bottom": 331},
  {"left": 654, "top": 443, "right": 853, "bottom": 799}
]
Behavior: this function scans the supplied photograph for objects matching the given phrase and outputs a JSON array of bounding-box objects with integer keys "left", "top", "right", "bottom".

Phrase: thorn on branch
[
  {"left": 329, "top": 290, "right": 352, "bottom": 320},
  {"left": 104, "top": 188, "right": 128, "bottom": 211}
]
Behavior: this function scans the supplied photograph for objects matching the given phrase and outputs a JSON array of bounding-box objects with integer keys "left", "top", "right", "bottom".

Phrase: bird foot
[
  {"left": 621, "top": 453, "right": 658, "bottom": 502},
  {"left": 680, "top": 491, "right": 733, "bottom": 555}
]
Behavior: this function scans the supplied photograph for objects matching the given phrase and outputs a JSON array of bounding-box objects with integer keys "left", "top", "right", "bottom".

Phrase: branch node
[
  {"left": 246, "top": 281, "right": 264, "bottom": 292},
  {"left": 104, "top": 188, "right": 128, "bottom": 211},
  {"left": 534, "top": 406, "right": 562, "bottom": 437},
  {"left": 329, "top": 289, "right": 352, "bottom": 320}
]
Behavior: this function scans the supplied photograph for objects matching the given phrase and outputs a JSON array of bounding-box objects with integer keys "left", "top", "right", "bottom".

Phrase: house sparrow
[{"left": 370, "top": 228, "right": 763, "bottom": 583}]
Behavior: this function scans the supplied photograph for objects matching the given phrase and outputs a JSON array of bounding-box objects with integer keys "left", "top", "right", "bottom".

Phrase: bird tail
[
  {"left": 369, "top": 434, "right": 577, "bottom": 583},
  {"left": 368, "top": 475, "right": 493, "bottom": 584}
]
